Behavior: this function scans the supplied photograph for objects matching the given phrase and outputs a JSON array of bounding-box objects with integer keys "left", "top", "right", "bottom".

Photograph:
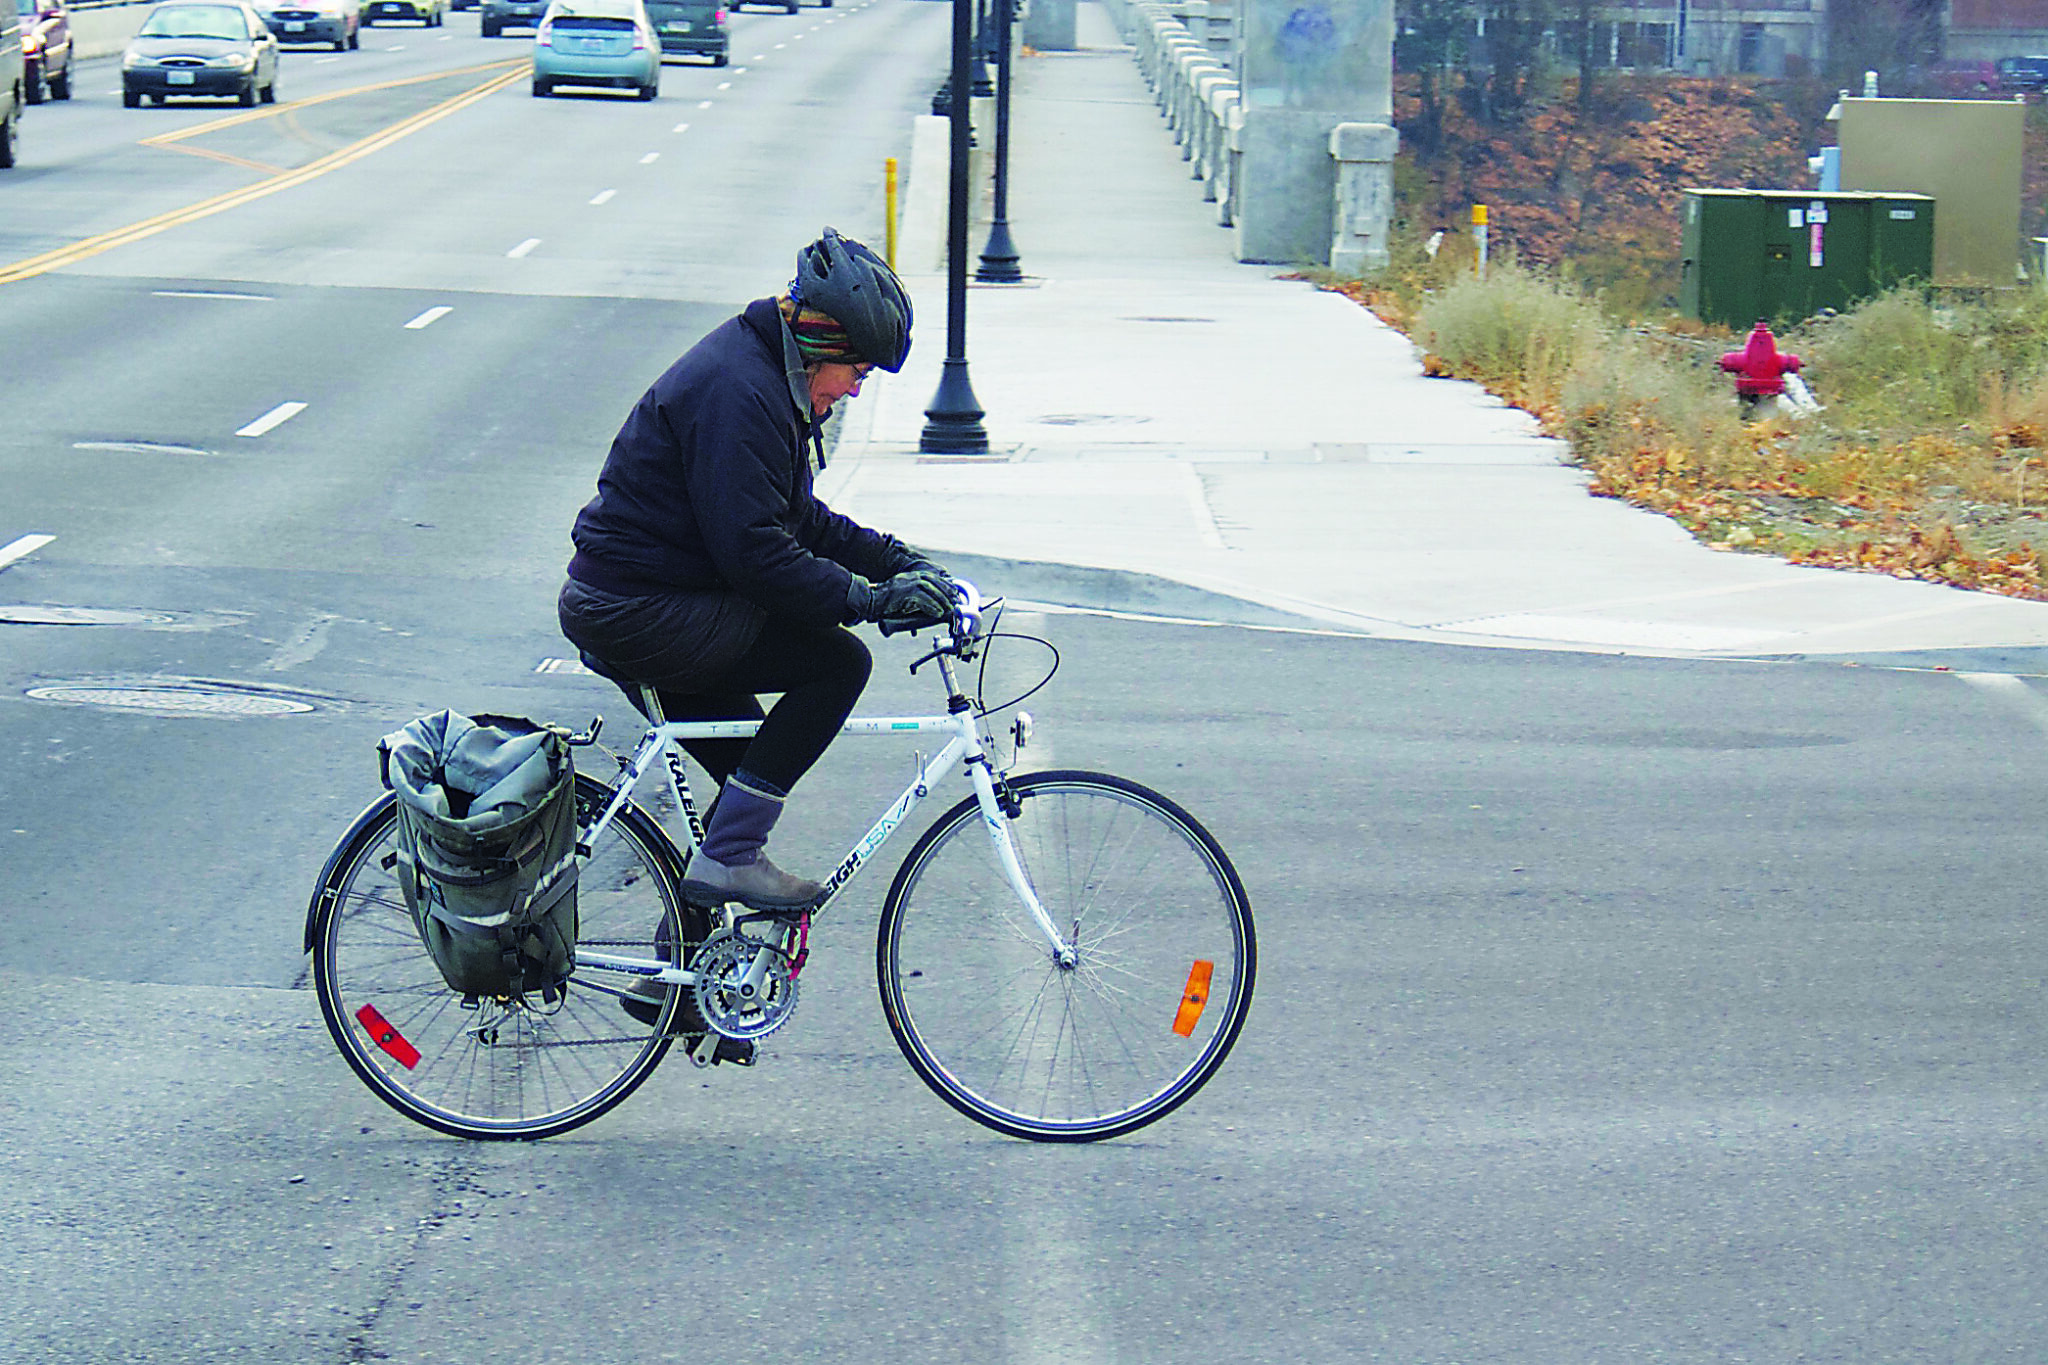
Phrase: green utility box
[{"left": 1680, "top": 189, "right": 1935, "bottom": 328}]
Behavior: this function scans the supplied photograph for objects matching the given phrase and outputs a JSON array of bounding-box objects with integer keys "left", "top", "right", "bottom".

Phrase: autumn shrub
[{"left": 1410, "top": 262, "right": 1602, "bottom": 417}]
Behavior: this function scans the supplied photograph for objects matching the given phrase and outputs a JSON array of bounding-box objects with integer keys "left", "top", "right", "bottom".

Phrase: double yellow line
[{"left": 0, "top": 60, "right": 526, "bottom": 287}]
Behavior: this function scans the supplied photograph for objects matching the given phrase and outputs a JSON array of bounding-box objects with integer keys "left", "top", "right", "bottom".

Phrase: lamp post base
[
  {"left": 920, "top": 357, "right": 989, "bottom": 454},
  {"left": 976, "top": 219, "right": 1023, "bottom": 283}
]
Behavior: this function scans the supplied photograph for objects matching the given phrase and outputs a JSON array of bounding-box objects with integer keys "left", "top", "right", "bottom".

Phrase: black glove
[
  {"left": 845, "top": 568, "right": 956, "bottom": 630},
  {"left": 878, "top": 534, "right": 953, "bottom": 584}
]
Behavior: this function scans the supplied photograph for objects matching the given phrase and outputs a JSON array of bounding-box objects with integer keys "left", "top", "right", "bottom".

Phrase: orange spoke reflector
[
  {"left": 356, "top": 1004, "right": 421, "bottom": 1070},
  {"left": 1172, "top": 960, "right": 1214, "bottom": 1037}
]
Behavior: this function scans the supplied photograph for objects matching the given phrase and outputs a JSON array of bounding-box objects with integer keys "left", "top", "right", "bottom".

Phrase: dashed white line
[
  {"left": 672, "top": 120, "right": 690, "bottom": 132},
  {"left": 236, "top": 401, "right": 308, "bottom": 438},
  {"left": 508, "top": 237, "right": 542, "bottom": 258},
  {"left": 639, "top": 151, "right": 659, "bottom": 163},
  {"left": 403, "top": 306, "right": 454, "bottom": 329},
  {"left": 0, "top": 534, "right": 56, "bottom": 572},
  {"left": 590, "top": 188, "right": 617, "bottom": 205},
  {"left": 697, "top": 99, "right": 712, "bottom": 109},
  {"left": 716, "top": 81, "right": 730, "bottom": 89},
  {"left": 153, "top": 289, "right": 272, "bottom": 301},
  {"left": 314, "top": 55, "right": 340, "bottom": 62}
]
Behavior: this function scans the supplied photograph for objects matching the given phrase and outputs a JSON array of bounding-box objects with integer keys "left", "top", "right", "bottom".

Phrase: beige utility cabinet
[{"left": 1835, "top": 97, "right": 2025, "bottom": 287}]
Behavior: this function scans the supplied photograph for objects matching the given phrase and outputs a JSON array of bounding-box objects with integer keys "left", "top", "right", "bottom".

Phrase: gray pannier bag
[{"left": 380, "top": 711, "right": 580, "bottom": 1004}]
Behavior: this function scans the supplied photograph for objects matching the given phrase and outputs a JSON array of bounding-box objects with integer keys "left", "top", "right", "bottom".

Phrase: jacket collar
[{"left": 739, "top": 297, "right": 812, "bottom": 425}]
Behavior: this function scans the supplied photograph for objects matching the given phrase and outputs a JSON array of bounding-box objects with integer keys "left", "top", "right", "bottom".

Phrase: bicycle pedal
[{"left": 688, "top": 1031, "right": 758, "bottom": 1068}]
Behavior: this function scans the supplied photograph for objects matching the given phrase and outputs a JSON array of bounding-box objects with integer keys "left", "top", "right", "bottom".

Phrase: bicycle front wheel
[
  {"left": 306, "top": 774, "right": 698, "bottom": 1140},
  {"left": 877, "top": 770, "right": 1255, "bottom": 1142}
]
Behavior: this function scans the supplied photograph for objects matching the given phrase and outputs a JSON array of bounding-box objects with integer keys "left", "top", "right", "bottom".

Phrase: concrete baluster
[{"left": 1328, "top": 121, "right": 1398, "bottom": 274}]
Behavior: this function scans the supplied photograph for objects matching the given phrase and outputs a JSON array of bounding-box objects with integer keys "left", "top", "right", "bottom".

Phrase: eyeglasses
[{"left": 849, "top": 362, "right": 875, "bottom": 381}]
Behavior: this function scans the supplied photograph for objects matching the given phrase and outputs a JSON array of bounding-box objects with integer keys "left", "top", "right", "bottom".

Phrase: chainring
[{"left": 690, "top": 929, "right": 799, "bottom": 1041}]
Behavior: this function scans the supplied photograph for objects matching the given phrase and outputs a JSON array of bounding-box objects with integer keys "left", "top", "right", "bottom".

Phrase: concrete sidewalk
[{"left": 824, "top": 0, "right": 2048, "bottom": 661}]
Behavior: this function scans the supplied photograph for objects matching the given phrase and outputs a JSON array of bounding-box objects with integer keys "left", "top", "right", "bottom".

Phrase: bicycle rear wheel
[
  {"left": 877, "top": 770, "right": 1255, "bottom": 1142},
  {"left": 306, "top": 774, "right": 698, "bottom": 1140}
]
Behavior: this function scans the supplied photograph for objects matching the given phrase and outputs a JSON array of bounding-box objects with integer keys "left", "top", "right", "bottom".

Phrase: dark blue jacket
[{"left": 567, "top": 298, "right": 899, "bottom": 630}]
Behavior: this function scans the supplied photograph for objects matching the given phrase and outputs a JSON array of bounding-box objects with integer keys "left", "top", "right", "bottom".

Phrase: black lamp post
[
  {"left": 976, "top": 0, "right": 1022, "bottom": 283},
  {"left": 919, "top": 0, "right": 989, "bottom": 455}
]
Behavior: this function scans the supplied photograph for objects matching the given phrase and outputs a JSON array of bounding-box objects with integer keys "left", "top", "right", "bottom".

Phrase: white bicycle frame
[{"left": 569, "top": 581, "right": 1077, "bottom": 996}]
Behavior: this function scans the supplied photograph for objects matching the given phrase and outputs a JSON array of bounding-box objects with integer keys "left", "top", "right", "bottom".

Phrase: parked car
[
  {"left": 643, "top": 0, "right": 722, "bottom": 64},
  {"left": 479, "top": 0, "right": 545, "bottom": 37},
  {"left": 260, "top": 0, "right": 358, "bottom": 50},
  {"left": 17, "top": 0, "right": 70, "bottom": 103},
  {"left": 362, "top": 0, "right": 443, "bottom": 26},
  {"left": 1, "top": 10, "right": 22, "bottom": 168},
  {"left": 734, "top": 0, "right": 797, "bottom": 13},
  {"left": 121, "top": 1, "right": 279, "bottom": 107},
  {"left": 531, "top": 0, "right": 657, "bottom": 98},
  {"left": 1996, "top": 54, "right": 2048, "bottom": 92},
  {"left": 1929, "top": 58, "right": 2000, "bottom": 96}
]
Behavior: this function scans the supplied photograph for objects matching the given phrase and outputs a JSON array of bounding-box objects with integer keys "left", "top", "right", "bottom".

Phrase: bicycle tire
[
  {"left": 306, "top": 774, "right": 699, "bottom": 1140},
  {"left": 877, "top": 769, "right": 1255, "bottom": 1142}
]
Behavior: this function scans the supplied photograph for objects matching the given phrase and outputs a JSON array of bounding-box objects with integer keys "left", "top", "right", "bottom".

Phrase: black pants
[{"left": 624, "top": 620, "right": 872, "bottom": 795}]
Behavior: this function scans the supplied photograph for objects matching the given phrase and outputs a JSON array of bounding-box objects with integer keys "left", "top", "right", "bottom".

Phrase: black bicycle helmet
[{"left": 791, "top": 228, "right": 914, "bottom": 373}]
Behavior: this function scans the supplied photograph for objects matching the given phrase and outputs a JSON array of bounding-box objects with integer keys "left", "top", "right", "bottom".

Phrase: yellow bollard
[
  {"left": 1472, "top": 203, "right": 1489, "bottom": 278},
  {"left": 885, "top": 157, "right": 899, "bottom": 273}
]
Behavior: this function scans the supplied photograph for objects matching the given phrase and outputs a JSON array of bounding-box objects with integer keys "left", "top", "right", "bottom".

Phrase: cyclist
[{"left": 558, "top": 228, "right": 956, "bottom": 914}]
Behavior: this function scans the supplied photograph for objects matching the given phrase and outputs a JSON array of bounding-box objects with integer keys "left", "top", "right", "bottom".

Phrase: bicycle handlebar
[{"left": 879, "top": 577, "right": 985, "bottom": 640}]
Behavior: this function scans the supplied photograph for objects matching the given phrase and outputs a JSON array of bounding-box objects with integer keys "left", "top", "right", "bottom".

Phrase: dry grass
[{"left": 1318, "top": 263, "right": 2048, "bottom": 600}]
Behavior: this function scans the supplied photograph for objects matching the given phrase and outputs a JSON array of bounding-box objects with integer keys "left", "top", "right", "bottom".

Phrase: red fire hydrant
[{"left": 1718, "top": 321, "right": 1803, "bottom": 420}]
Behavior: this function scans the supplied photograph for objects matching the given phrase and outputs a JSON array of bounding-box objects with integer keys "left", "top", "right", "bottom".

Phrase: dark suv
[
  {"left": 1996, "top": 54, "right": 2048, "bottom": 92},
  {"left": 644, "top": 0, "right": 723, "bottom": 63},
  {"left": 16, "top": 0, "right": 69, "bottom": 103}
]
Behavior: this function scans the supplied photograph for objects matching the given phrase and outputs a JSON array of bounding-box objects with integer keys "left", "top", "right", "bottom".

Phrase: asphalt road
[{"left": 4, "top": 11, "right": 2048, "bottom": 1363}]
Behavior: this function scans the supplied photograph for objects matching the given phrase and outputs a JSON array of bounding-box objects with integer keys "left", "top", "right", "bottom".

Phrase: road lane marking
[
  {"left": 590, "top": 188, "right": 617, "bottom": 205},
  {"left": 696, "top": 99, "right": 712, "bottom": 108},
  {"left": 315, "top": 55, "right": 340, "bottom": 62},
  {"left": 403, "top": 305, "right": 453, "bottom": 329},
  {"left": 639, "top": 151, "right": 658, "bottom": 163},
  {"left": 716, "top": 81, "right": 730, "bottom": 89},
  {"left": 236, "top": 402, "right": 308, "bottom": 438},
  {"left": 671, "top": 121, "right": 689, "bottom": 131},
  {"left": 0, "top": 534, "right": 56, "bottom": 572},
  {"left": 0, "top": 64, "right": 526, "bottom": 288},
  {"left": 508, "top": 237, "right": 541, "bottom": 257},
  {"left": 154, "top": 289, "right": 273, "bottom": 300},
  {"left": 1960, "top": 673, "right": 2048, "bottom": 736}
]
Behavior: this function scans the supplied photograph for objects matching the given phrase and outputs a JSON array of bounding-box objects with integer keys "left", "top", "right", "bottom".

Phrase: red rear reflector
[
  {"left": 356, "top": 1004, "right": 421, "bottom": 1069},
  {"left": 1172, "top": 960, "right": 1214, "bottom": 1037}
]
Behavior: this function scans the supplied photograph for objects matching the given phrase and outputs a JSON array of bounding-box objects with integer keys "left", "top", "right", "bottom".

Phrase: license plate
[
  {"left": 285, "top": 19, "right": 305, "bottom": 28},
  {"left": 168, "top": 70, "right": 195, "bottom": 84}
]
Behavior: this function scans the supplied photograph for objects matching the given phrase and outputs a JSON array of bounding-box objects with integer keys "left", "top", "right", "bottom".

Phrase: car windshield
[{"left": 138, "top": 4, "right": 249, "bottom": 37}]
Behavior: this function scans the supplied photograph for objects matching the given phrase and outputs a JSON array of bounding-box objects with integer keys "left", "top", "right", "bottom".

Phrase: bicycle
[{"left": 303, "top": 581, "right": 1255, "bottom": 1142}]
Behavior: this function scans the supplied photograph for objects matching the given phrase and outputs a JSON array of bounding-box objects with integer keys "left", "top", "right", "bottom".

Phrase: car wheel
[
  {"left": 481, "top": 17, "right": 497, "bottom": 33},
  {"left": 51, "top": 62, "right": 71, "bottom": 100},
  {"left": 333, "top": 33, "right": 346, "bottom": 49},
  {"left": 712, "top": 52, "right": 727, "bottom": 66},
  {"left": 532, "top": 77, "right": 550, "bottom": 95},
  {"left": 238, "top": 78, "right": 258, "bottom": 107},
  {"left": 261, "top": 74, "right": 277, "bottom": 103},
  {"left": 24, "top": 63, "right": 43, "bottom": 105},
  {"left": 123, "top": 87, "right": 141, "bottom": 108},
  {"left": 349, "top": 26, "right": 360, "bottom": 47},
  {"left": 0, "top": 106, "right": 17, "bottom": 169},
  {"left": 637, "top": 80, "right": 657, "bottom": 100}
]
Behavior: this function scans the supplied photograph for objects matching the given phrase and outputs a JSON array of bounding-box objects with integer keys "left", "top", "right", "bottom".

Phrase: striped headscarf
[{"left": 777, "top": 293, "right": 862, "bottom": 366}]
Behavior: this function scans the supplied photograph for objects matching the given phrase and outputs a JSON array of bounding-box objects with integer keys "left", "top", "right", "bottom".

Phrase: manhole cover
[
  {"left": 26, "top": 682, "right": 319, "bottom": 716},
  {"left": 0, "top": 606, "right": 178, "bottom": 627}
]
